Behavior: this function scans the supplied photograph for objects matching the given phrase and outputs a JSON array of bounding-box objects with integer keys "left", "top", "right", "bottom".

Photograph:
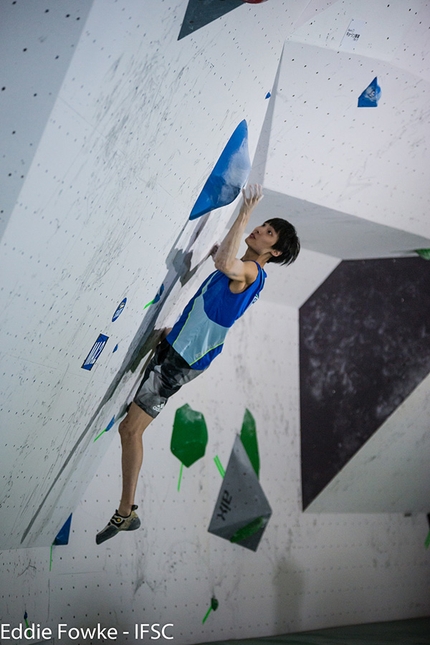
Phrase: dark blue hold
[
  {"left": 265, "top": 92, "right": 271, "bottom": 99},
  {"left": 112, "top": 298, "right": 127, "bottom": 322},
  {"left": 358, "top": 77, "right": 381, "bottom": 107},
  {"left": 105, "top": 416, "right": 115, "bottom": 432},
  {"left": 112, "top": 344, "right": 119, "bottom": 353},
  {"left": 153, "top": 283, "right": 165, "bottom": 304},
  {"left": 53, "top": 514, "right": 72, "bottom": 546}
]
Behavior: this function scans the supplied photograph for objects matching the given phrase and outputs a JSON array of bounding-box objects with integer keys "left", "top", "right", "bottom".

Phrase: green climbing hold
[
  {"left": 415, "top": 249, "right": 430, "bottom": 260},
  {"left": 230, "top": 517, "right": 265, "bottom": 544},
  {"left": 171, "top": 404, "right": 208, "bottom": 468},
  {"left": 240, "top": 408, "right": 259, "bottom": 478},
  {"left": 202, "top": 597, "right": 219, "bottom": 624},
  {"left": 213, "top": 455, "right": 225, "bottom": 478}
]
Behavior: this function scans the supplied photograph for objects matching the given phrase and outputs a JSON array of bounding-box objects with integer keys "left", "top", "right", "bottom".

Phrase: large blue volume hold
[{"left": 189, "top": 120, "right": 251, "bottom": 220}]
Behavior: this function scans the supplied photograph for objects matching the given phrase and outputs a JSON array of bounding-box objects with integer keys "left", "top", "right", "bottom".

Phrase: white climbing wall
[
  {"left": 0, "top": 0, "right": 300, "bottom": 550},
  {"left": 1, "top": 0, "right": 430, "bottom": 643}
]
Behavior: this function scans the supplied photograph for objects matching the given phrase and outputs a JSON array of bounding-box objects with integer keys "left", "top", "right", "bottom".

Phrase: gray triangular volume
[
  {"left": 178, "top": 0, "right": 244, "bottom": 40},
  {"left": 208, "top": 435, "right": 272, "bottom": 551}
]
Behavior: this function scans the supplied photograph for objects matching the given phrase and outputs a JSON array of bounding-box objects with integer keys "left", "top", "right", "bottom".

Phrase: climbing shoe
[{"left": 96, "top": 505, "right": 141, "bottom": 545}]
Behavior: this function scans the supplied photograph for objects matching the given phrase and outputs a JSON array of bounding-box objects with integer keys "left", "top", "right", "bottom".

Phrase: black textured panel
[
  {"left": 299, "top": 257, "right": 430, "bottom": 509},
  {"left": 178, "top": 0, "right": 244, "bottom": 40}
]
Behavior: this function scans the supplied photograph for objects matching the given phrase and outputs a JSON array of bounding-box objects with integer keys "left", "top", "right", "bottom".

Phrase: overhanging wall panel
[
  {"left": 289, "top": 0, "right": 425, "bottom": 64},
  {"left": 262, "top": 41, "right": 430, "bottom": 236}
]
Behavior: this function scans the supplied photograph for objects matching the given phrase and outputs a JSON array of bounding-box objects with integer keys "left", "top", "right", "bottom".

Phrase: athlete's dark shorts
[{"left": 133, "top": 339, "right": 205, "bottom": 418}]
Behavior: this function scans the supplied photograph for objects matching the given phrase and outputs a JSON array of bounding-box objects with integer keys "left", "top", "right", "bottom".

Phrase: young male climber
[{"left": 96, "top": 184, "right": 300, "bottom": 544}]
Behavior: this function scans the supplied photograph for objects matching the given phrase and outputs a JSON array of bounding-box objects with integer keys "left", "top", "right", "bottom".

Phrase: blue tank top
[{"left": 166, "top": 263, "right": 266, "bottom": 370}]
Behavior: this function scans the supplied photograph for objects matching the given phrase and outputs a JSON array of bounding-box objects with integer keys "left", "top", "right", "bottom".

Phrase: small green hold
[
  {"left": 144, "top": 283, "right": 165, "bottom": 309},
  {"left": 415, "top": 249, "right": 430, "bottom": 260},
  {"left": 240, "top": 408, "right": 260, "bottom": 478},
  {"left": 202, "top": 597, "right": 219, "bottom": 624},
  {"left": 170, "top": 404, "right": 208, "bottom": 468},
  {"left": 213, "top": 455, "right": 225, "bottom": 478},
  {"left": 230, "top": 517, "right": 265, "bottom": 544}
]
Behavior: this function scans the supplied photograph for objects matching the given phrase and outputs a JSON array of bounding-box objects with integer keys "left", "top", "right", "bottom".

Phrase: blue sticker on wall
[
  {"left": 358, "top": 77, "right": 381, "bottom": 107},
  {"left": 189, "top": 120, "right": 251, "bottom": 220},
  {"left": 82, "top": 334, "right": 109, "bottom": 370},
  {"left": 112, "top": 298, "right": 127, "bottom": 322}
]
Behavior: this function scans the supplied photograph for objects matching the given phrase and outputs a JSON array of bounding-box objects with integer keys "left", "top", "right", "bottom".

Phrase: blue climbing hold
[
  {"left": 358, "top": 77, "right": 381, "bottom": 107},
  {"left": 53, "top": 514, "right": 72, "bottom": 546},
  {"left": 189, "top": 120, "right": 251, "bottom": 220},
  {"left": 105, "top": 416, "right": 116, "bottom": 432},
  {"left": 112, "top": 298, "right": 127, "bottom": 322}
]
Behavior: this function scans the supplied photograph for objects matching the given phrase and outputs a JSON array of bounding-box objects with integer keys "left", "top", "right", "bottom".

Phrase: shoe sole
[{"left": 96, "top": 516, "right": 141, "bottom": 545}]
